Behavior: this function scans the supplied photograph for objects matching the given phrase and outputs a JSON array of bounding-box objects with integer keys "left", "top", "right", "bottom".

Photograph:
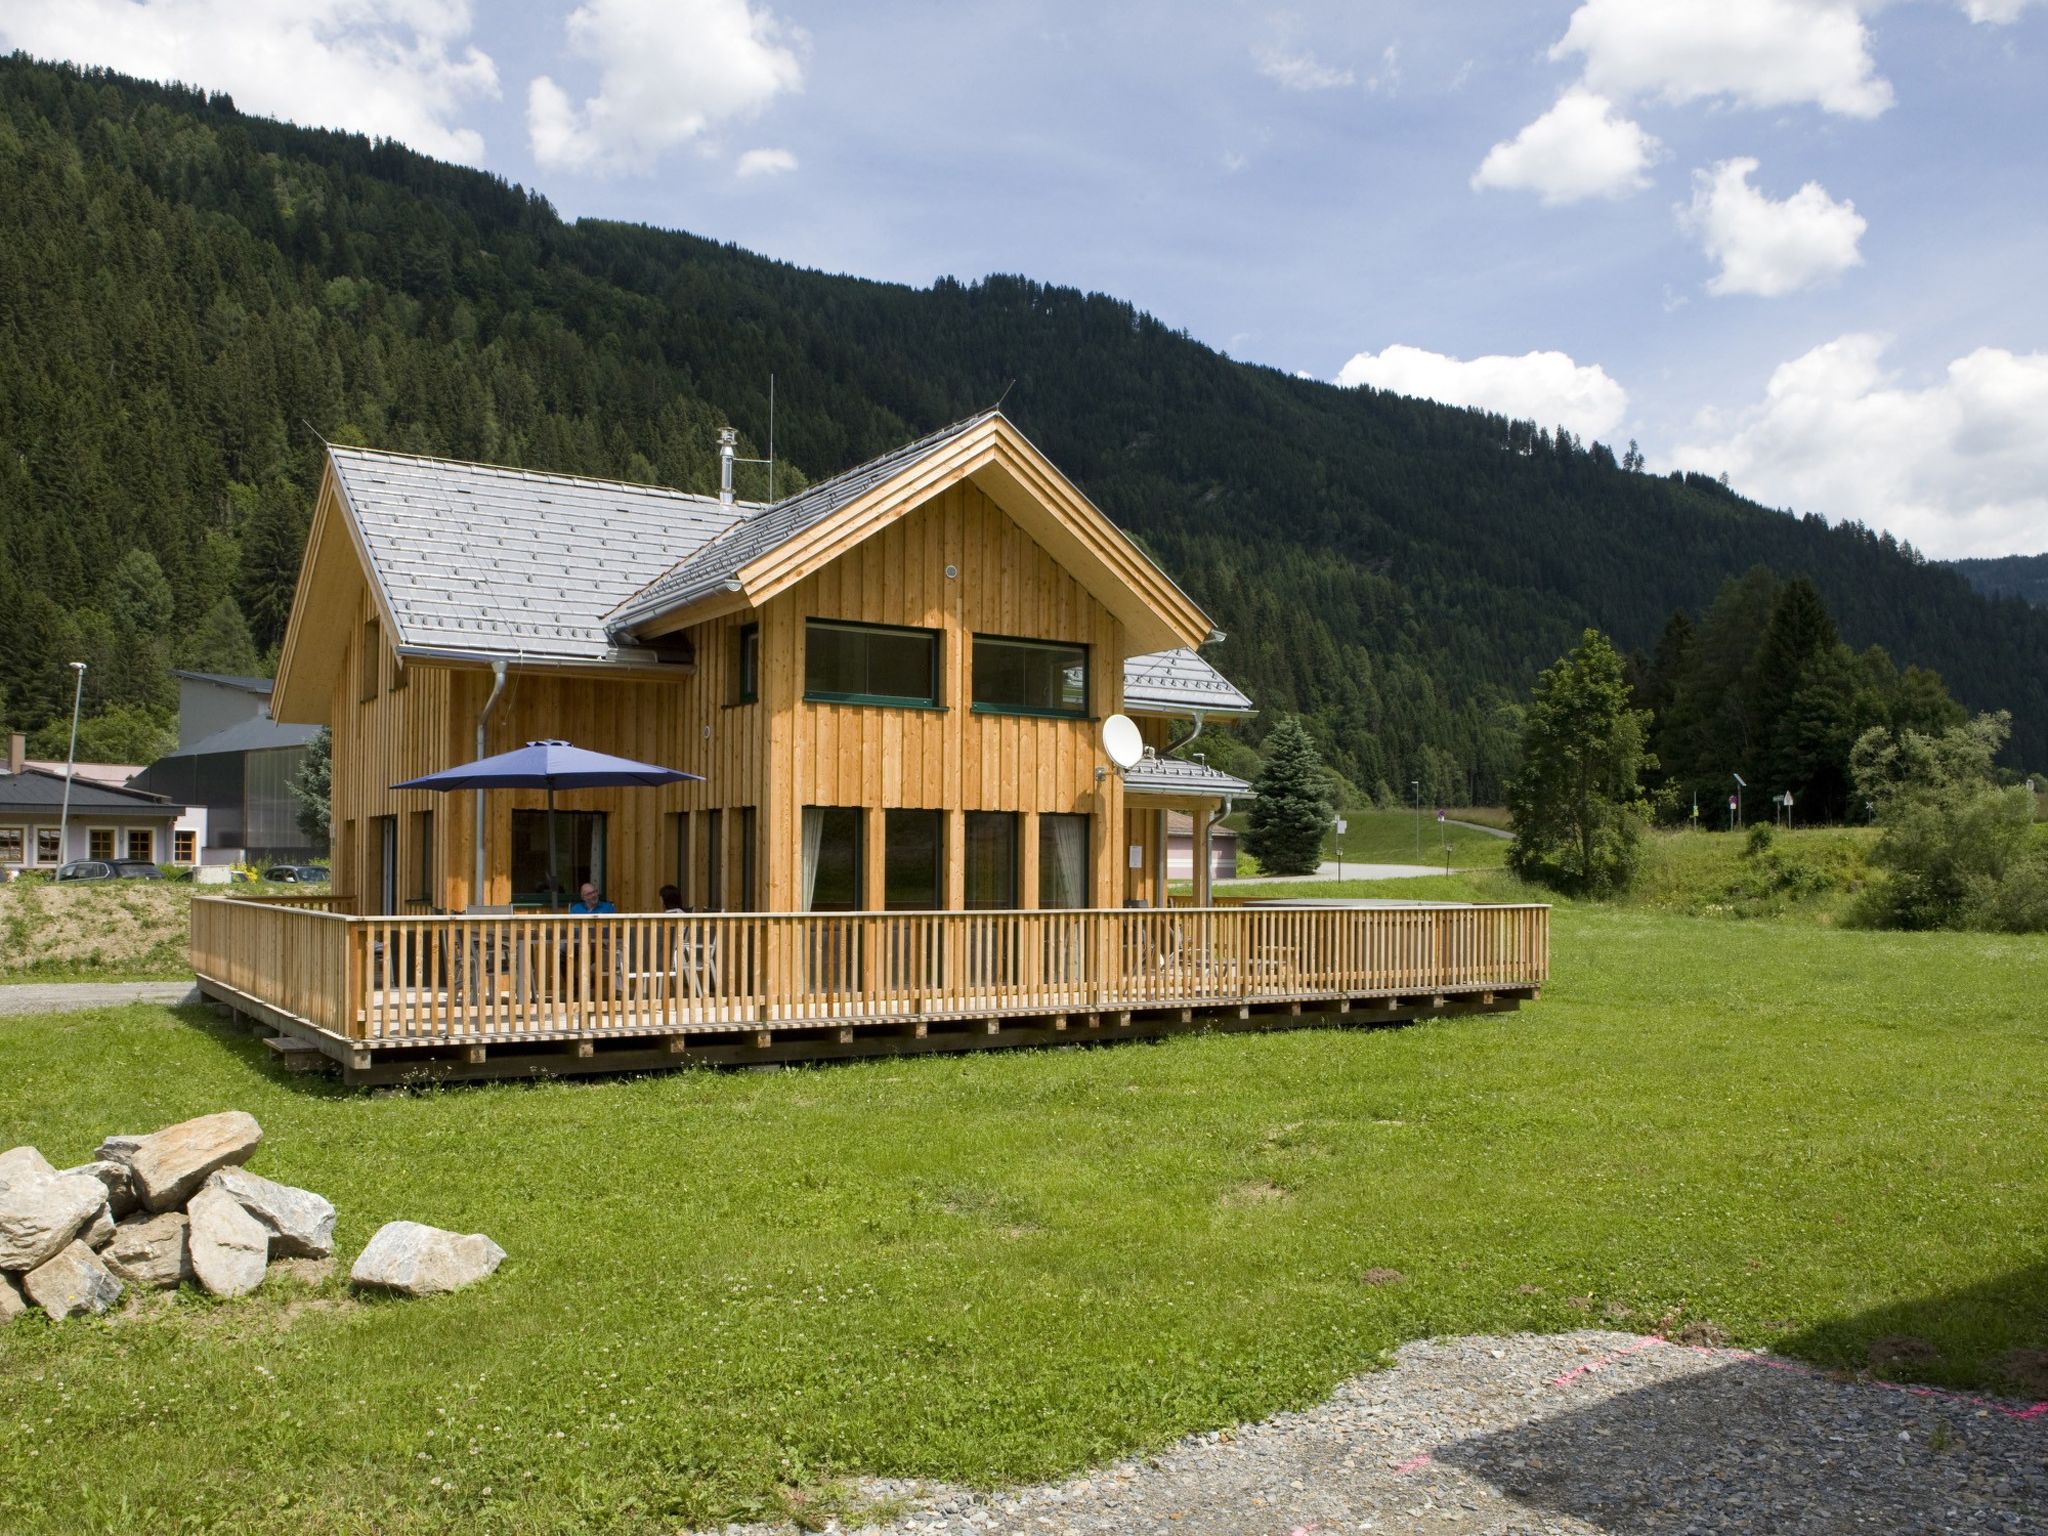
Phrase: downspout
[
  {"left": 472, "top": 660, "right": 508, "bottom": 907},
  {"left": 1165, "top": 709, "right": 1206, "bottom": 758}
]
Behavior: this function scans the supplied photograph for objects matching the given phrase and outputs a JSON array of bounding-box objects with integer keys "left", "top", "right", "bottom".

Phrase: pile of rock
[{"left": 1, "top": 1111, "right": 503, "bottom": 1322}]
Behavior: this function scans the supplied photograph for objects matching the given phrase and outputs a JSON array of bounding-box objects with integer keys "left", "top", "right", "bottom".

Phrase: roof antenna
[
  {"left": 727, "top": 375, "right": 778, "bottom": 507},
  {"left": 994, "top": 378, "right": 1016, "bottom": 412},
  {"left": 298, "top": 417, "right": 330, "bottom": 446}
]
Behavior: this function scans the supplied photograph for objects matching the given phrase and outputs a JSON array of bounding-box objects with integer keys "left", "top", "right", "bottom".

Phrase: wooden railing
[{"left": 192, "top": 900, "right": 1548, "bottom": 1046}]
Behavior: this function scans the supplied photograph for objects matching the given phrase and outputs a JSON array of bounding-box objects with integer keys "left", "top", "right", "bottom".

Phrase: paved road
[
  {"left": 1218, "top": 860, "right": 1450, "bottom": 885},
  {"left": 0, "top": 980, "right": 199, "bottom": 1016},
  {"left": 1445, "top": 817, "right": 1513, "bottom": 839}
]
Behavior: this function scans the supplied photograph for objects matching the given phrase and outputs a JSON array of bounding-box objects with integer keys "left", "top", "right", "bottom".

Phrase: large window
[
  {"left": 801, "top": 806, "right": 863, "bottom": 911},
  {"left": 511, "top": 810, "right": 606, "bottom": 907},
  {"left": 704, "top": 809, "right": 723, "bottom": 911},
  {"left": 410, "top": 811, "right": 434, "bottom": 903},
  {"left": 737, "top": 807, "right": 759, "bottom": 911},
  {"left": 0, "top": 828, "right": 21, "bottom": 865},
  {"left": 805, "top": 620, "right": 940, "bottom": 707},
  {"left": 884, "top": 810, "right": 943, "bottom": 910},
  {"left": 964, "top": 812, "right": 1018, "bottom": 910},
  {"left": 89, "top": 829, "right": 115, "bottom": 861},
  {"left": 360, "top": 618, "right": 381, "bottom": 703},
  {"left": 173, "top": 830, "right": 197, "bottom": 865},
  {"left": 972, "top": 636, "right": 1088, "bottom": 717},
  {"left": 1039, "top": 814, "right": 1091, "bottom": 908},
  {"left": 36, "top": 828, "right": 60, "bottom": 865}
]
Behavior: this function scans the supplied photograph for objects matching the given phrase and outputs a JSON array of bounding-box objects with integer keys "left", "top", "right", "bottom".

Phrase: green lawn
[
  {"left": 1217, "top": 808, "right": 1512, "bottom": 876},
  {"left": 2, "top": 903, "right": 2044, "bottom": 1533}
]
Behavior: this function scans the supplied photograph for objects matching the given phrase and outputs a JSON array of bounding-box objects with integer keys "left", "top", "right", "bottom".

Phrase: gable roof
[
  {"left": 1121, "top": 755, "right": 1254, "bottom": 800},
  {"left": 156, "top": 716, "right": 325, "bottom": 759},
  {"left": 610, "top": 411, "right": 998, "bottom": 627},
  {"left": 0, "top": 769, "right": 184, "bottom": 815},
  {"left": 276, "top": 412, "right": 1231, "bottom": 718},
  {"left": 1121, "top": 649, "right": 1256, "bottom": 718}
]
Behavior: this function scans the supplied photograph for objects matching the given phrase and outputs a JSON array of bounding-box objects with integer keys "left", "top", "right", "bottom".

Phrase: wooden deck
[{"left": 191, "top": 897, "right": 1548, "bottom": 1085}]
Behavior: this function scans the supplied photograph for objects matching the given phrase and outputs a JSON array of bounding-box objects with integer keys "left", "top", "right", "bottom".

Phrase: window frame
[
  {"left": 802, "top": 619, "right": 943, "bottom": 710},
  {"left": 173, "top": 829, "right": 198, "bottom": 865},
  {"left": 883, "top": 809, "right": 944, "bottom": 911},
  {"left": 0, "top": 826, "right": 23, "bottom": 865},
  {"left": 735, "top": 623, "right": 760, "bottom": 704},
  {"left": 88, "top": 828, "right": 116, "bottom": 862},
  {"left": 969, "top": 633, "right": 1091, "bottom": 719},
  {"left": 35, "top": 827, "right": 61, "bottom": 865},
  {"left": 964, "top": 811, "right": 1020, "bottom": 911},
  {"left": 360, "top": 618, "right": 382, "bottom": 703}
]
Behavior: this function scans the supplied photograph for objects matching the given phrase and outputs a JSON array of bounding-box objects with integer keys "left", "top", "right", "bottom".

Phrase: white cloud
[
  {"left": 528, "top": 0, "right": 804, "bottom": 176},
  {"left": 1336, "top": 344, "right": 1630, "bottom": 442},
  {"left": 1674, "top": 334, "right": 2048, "bottom": 557},
  {"left": 0, "top": 0, "right": 498, "bottom": 163},
  {"left": 1680, "top": 157, "right": 1866, "bottom": 297},
  {"left": 1254, "top": 47, "right": 1354, "bottom": 91},
  {"left": 1958, "top": 0, "right": 2042, "bottom": 20},
  {"left": 734, "top": 146, "right": 796, "bottom": 178},
  {"left": 1552, "top": 0, "right": 1893, "bottom": 118},
  {"left": 1471, "top": 87, "right": 1660, "bottom": 205}
]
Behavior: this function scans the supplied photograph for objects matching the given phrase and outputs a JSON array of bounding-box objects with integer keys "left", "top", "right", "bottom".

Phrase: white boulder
[
  {"left": 58, "top": 1160, "right": 139, "bottom": 1217},
  {"left": 205, "top": 1168, "right": 335, "bottom": 1260},
  {"left": 103, "top": 1112, "right": 263, "bottom": 1212},
  {"left": 0, "top": 1145, "right": 57, "bottom": 1191},
  {"left": 0, "top": 1173, "right": 107, "bottom": 1271},
  {"left": 0, "top": 1273, "right": 26, "bottom": 1323},
  {"left": 101, "top": 1211, "right": 193, "bottom": 1290},
  {"left": 81, "top": 1202, "right": 116, "bottom": 1250},
  {"left": 22, "top": 1240, "right": 124, "bottom": 1320},
  {"left": 349, "top": 1221, "right": 505, "bottom": 1298},
  {"left": 185, "top": 1185, "right": 269, "bottom": 1299}
]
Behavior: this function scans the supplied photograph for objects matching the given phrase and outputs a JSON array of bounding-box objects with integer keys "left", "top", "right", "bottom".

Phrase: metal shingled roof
[
  {"left": 1120, "top": 754, "right": 1255, "bottom": 799},
  {"left": 1121, "top": 648, "right": 1256, "bottom": 716},
  {"left": 329, "top": 445, "right": 753, "bottom": 663},
  {"left": 0, "top": 769, "right": 184, "bottom": 815},
  {"left": 607, "top": 410, "right": 1000, "bottom": 630}
]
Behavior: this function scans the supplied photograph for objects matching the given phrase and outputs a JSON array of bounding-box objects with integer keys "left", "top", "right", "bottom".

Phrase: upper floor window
[
  {"left": 972, "top": 635, "right": 1088, "bottom": 718},
  {"left": 360, "top": 618, "right": 381, "bottom": 703},
  {"left": 804, "top": 620, "right": 940, "bottom": 708},
  {"left": 735, "top": 624, "right": 760, "bottom": 704}
]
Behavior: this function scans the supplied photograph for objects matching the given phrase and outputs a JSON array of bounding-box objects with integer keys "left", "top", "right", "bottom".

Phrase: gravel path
[
  {"left": 0, "top": 980, "right": 198, "bottom": 1016},
  {"left": 721, "top": 1331, "right": 2047, "bottom": 1535}
]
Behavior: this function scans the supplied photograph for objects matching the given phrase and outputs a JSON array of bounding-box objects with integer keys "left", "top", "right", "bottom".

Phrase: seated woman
[{"left": 659, "top": 884, "right": 686, "bottom": 913}]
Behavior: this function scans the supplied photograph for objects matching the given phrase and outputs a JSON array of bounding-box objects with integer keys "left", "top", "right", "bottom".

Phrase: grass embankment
[
  {"left": 0, "top": 881, "right": 328, "bottom": 983},
  {"left": 2, "top": 898, "right": 2043, "bottom": 1533}
]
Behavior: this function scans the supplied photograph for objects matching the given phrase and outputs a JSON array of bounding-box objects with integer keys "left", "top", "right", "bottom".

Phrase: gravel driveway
[{"left": 727, "top": 1330, "right": 2047, "bottom": 1535}]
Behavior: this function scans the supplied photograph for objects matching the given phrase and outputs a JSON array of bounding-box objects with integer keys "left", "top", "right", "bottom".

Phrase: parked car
[
  {"left": 171, "top": 866, "right": 256, "bottom": 884},
  {"left": 54, "top": 861, "right": 116, "bottom": 881},
  {"left": 114, "top": 860, "right": 166, "bottom": 880},
  {"left": 263, "top": 865, "right": 330, "bottom": 884}
]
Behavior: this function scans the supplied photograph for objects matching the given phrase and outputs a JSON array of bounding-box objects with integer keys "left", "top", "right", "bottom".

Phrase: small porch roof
[{"left": 1121, "top": 755, "right": 1253, "bottom": 801}]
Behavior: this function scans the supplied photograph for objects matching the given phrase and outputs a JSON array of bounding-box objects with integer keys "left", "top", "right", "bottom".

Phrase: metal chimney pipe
[
  {"left": 6, "top": 732, "right": 21, "bottom": 775},
  {"left": 718, "top": 428, "right": 737, "bottom": 506}
]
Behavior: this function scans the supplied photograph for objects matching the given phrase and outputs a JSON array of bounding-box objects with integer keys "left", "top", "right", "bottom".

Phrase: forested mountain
[
  {"left": 1947, "top": 554, "right": 2048, "bottom": 610},
  {"left": 3, "top": 54, "right": 2045, "bottom": 796}
]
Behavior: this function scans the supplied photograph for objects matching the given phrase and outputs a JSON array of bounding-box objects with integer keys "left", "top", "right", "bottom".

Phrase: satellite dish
[{"left": 1102, "top": 714, "right": 1144, "bottom": 772}]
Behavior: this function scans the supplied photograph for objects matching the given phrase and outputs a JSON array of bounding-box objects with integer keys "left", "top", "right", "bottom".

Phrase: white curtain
[
  {"left": 801, "top": 807, "right": 824, "bottom": 911},
  {"left": 1047, "top": 815, "right": 1088, "bottom": 908}
]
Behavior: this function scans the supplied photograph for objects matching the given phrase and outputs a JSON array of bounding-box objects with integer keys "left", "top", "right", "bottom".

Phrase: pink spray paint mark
[
  {"left": 1391, "top": 1452, "right": 1434, "bottom": 1475},
  {"left": 1547, "top": 1334, "right": 2048, "bottom": 1424}
]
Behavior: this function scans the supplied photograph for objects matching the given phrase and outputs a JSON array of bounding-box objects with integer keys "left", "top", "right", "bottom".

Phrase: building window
[
  {"left": 410, "top": 811, "right": 433, "bottom": 904},
  {"left": 0, "top": 828, "right": 21, "bottom": 865},
  {"left": 804, "top": 620, "right": 939, "bottom": 708},
  {"left": 173, "top": 830, "right": 198, "bottom": 864},
  {"left": 735, "top": 624, "right": 760, "bottom": 704},
  {"left": 89, "top": 829, "right": 115, "bottom": 861},
  {"left": 737, "top": 807, "right": 758, "bottom": 911},
  {"left": 884, "top": 809, "right": 943, "bottom": 910},
  {"left": 127, "top": 828, "right": 155, "bottom": 863},
  {"left": 510, "top": 810, "right": 605, "bottom": 907},
  {"left": 360, "top": 618, "right": 381, "bottom": 703},
  {"left": 667, "top": 812, "right": 690, "bottom": 906},
  {"left": 1039, "top": 814, "right": 1091, "bottom": 908},
  {"left": 964, "top": 812, "right": 1018, "bottom": 910},
  {"left": 704, "top": 809, "right": 723, "bottom": 912},
  {"left": 35, "top": 828, "right": 60, "bottom": 865},
  {"left": 800, "top": 806, "right": 863, "bottom": 912},
  {"left": 972, "top": 636, "right": 1088, "bottom": 717}
]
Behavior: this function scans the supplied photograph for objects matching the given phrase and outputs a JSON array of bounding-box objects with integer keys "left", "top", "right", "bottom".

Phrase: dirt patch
[
  {"left": 1218, "top": 1180, "right": 1292, "bottom": 1209},
  {"left": 1867, "top": 1334, "right": 1941, "bottom": 1373},
  {"left": 1992, "top": 1348, "right": 2048, "bottom": 1398},
  {"left": 1358, "top": 1267, "right": 1405, "bottom": 1288},
  {"left": 1674, "top": 1319, "right": 1731, "bottom": 1347}
]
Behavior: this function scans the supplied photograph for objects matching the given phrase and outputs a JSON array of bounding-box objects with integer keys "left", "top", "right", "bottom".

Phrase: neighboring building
[
  {"left": 130, "top": 672, "right": 323, "bottom": 866},
  {"left": 5, "top": 731, "right": 145, "bottom": 791},
  {"left": 1166, "top": 810, "right": 1240, "bottom": 882},
  {"left": 271, "top": 410, "right": 1256, "bottom": 914},
  {"left": 0, "top": 766, "right": 187, "bottom": 876}
]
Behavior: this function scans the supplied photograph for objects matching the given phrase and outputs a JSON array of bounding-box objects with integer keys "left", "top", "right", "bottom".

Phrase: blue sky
[{"left": 4, "top": 1, "right": 2044, "bottom": 557}]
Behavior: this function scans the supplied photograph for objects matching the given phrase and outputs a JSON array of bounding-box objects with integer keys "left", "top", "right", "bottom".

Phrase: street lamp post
[
  {"left": 56, "top": 661, "right": 87, "bottom": 865},
  {"left": 1411, "top": 779, "right": 1421, "bottom": 858}
]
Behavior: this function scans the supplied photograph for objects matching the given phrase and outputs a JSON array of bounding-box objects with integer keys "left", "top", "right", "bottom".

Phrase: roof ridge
[{"left": 327, "top": 441, "right": 764, "bottom": 508}]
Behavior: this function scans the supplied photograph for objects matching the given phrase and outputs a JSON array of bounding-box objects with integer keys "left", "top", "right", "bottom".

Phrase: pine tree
[
  {"left": 290, "top": 726, "right": 331, "bottom": 844},
  {"left": 1244, "top": 716, "right": 1332, "bottom": 876},
  {"left": 1508, "top": 629, "right": 1654, "bottom": 896}
]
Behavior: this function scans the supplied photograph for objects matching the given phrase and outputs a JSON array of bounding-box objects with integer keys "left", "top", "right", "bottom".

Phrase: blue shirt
[{"left": 570, "top": 898, "right": 616, "bottom": 914}]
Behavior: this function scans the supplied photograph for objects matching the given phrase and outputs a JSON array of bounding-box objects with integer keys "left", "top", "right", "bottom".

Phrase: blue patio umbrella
[{"left": 393, "top": 740, "right": 703, "bottom": 908}]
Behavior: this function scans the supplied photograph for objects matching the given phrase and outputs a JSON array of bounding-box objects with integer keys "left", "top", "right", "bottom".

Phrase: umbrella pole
[{"left": 547, "top": 784, "right": 559, "bottom": 911}]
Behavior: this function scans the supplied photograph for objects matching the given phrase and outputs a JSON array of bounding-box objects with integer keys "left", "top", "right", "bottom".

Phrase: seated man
[
  {"left": 658, "top": 884, "right": 686, "bottom": 913},
  {"left": 570, "top": 881, "right": 616, "bottom": 914}
]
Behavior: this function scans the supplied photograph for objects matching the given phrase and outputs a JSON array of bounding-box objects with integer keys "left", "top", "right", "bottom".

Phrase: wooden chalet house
[{"left": 194, "top": 411, "right": 1545, "bottom": 1082}]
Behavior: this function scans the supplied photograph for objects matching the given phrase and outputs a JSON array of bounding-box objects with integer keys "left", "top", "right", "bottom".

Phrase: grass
[
  {"left": 1, "top": 900, "right": 2043, "bottom": 1533},
  {"left": 1220, "top": 808, "right": 1512, "bottom": 877},
  {"left": 0, "top": 881, "right": 326, "bottom": 983}
]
